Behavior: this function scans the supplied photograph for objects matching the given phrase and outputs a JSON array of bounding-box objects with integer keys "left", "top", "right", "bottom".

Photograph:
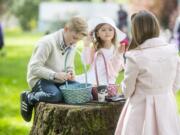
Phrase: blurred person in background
[
  {"left": 117, "top": 4, "right": 128, "bottom": 34},
  {"left": 0, "top": 23, "right": 5, "bottom": 56}
]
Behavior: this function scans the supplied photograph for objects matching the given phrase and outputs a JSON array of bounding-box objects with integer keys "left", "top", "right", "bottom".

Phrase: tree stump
[{"left": 30, "top": 101, "right": 125, "bottom": 135}]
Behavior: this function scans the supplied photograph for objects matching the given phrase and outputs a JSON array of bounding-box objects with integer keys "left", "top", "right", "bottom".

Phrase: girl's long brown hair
[{"left": 129, "top": 10, "right": 160, "bottom": 50}]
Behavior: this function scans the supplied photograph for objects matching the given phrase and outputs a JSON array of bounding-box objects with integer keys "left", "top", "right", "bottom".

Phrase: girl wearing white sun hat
[
  {"left": 87, "top": 17, "right": 126, "bottom": 43},
  {"left": 76, "top": 16, "right": 127, "bottom": 87}
]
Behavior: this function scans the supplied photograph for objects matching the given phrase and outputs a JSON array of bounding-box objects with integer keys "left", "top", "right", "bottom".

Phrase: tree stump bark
[{"left": 30, "top": 101, "right": 125, "bottom": 135}]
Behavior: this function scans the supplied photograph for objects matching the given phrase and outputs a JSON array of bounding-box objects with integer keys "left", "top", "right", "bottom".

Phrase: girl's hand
[
  {"left": 118, "top": 43, "right": 127, "bottom": 53},
  {"left": 83, "top": 31, "right": 94, "bottom": 47},
  {"left": 119, "top": 39, "right": 129, "bottom": 53}
]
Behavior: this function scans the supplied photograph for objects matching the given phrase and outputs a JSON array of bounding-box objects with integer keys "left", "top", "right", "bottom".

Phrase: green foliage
[
  {"left": 11, "top": 0, "right": 39, "bottom": 31},
  {"left": 10, "top": 0, "right": 91, "bottom": 31},
  {"left": 0, "top": 30, "right": 42, "bottom": 135},
  {"left": 0, "top": 0, "right": 13, "bottom": 16}
]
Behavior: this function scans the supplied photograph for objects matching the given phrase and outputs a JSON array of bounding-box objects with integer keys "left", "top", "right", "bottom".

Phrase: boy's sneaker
[{"left": 20, "top": 91, "right": 33, "bottom": 122}]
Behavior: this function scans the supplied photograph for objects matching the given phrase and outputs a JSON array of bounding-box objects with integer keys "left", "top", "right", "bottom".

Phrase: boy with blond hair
[{"left": 20, "top": 17, "right": 88, "bottom": 122}]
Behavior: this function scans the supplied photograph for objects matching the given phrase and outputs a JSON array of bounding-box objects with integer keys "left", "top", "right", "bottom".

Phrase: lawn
[{"left": 0, "top": 30, "right": 180, "bottom": 135}]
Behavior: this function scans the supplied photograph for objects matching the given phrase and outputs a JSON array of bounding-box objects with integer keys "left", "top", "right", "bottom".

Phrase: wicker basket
[
  {"left": 92, "top": 51, "right": 119, "bottom": 101},
  {"left": 60, "top": 49, "right": 92, "bottom": 104},
  {"left": 60, "top": 83, "right": 92, "bottom": 104}
]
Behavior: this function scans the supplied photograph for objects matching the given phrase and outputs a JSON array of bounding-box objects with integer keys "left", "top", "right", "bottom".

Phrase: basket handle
[
  {"left": 94, "top": 50, "right": 109, "bottom": 86},
  {"left": 64, "top": 49, "right": 88, "bottom": 87}
]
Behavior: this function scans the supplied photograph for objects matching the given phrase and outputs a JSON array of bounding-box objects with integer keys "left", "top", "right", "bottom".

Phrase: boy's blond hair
[{"left": 65, "top": 17, "right": 88, "bottom": 36}]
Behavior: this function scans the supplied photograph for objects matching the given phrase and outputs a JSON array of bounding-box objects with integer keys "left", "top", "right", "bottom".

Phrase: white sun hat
[{"left": 88, "top": 17, "right": 126, "bottom": 42}]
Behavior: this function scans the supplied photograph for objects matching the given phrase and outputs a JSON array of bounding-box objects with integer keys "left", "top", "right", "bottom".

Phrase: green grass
[
  {"left": 0, "top": 30, "right": 42, "bottom": 135},
  {"left": 0, "top": 30, "right": 180, "bottom": 135}
]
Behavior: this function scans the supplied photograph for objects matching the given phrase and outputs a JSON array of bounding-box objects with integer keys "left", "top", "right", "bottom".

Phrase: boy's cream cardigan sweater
[{"left": 27, "top": 29, "right": 75, "bottom": 89}]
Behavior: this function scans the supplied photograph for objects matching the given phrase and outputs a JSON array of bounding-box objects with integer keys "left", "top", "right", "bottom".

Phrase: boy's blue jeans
[{"left": 28, "top": 79, "right": 76, "bottom": 105}]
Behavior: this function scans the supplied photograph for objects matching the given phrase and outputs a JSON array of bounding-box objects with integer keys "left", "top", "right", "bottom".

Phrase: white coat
[{"left": 115, "top": 37, "right": 180, "bottom": 135}]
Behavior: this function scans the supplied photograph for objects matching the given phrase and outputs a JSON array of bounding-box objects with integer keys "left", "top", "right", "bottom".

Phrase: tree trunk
[{"left": 30, "top": 101, "right": 125, "bottom": 135}]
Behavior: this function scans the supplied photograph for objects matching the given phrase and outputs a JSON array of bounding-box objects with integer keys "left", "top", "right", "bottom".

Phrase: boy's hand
[
  {"left": 67, "top": 70, "right": 75, "bottom": 81},
  {"left": 54, "top": 72, "right": 72, "bottom": 81}
]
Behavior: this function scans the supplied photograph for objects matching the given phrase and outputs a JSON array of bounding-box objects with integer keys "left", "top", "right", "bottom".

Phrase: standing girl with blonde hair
[{"left": 115, "top": 10, "right": 180, "bottom": 135}]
